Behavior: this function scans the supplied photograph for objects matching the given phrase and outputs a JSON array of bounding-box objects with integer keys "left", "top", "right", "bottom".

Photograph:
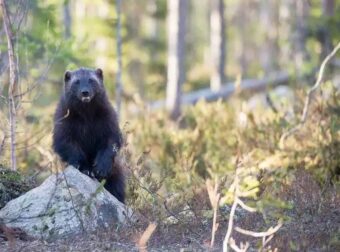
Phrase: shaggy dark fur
[{"left": 52, "top": 67, "right": 125, "bottom": 203}]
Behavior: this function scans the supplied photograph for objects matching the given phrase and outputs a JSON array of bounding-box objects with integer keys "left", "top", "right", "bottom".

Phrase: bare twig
[
  {"left": 12, "top": 0, "right": 29, "bottom": 33},
  {"left": 234, "top": 220, "right": 283, "bottom": 238},
  {"left": 137, "top": 222, "right": 157, "bottom": 252},
  {"left": 223, "top": 196, "right": 238, "bottom": 252},
  {"left": 60, "top": 169, "right": 86, "bottom": 232},
  {"left": 229, "top": 238, "right": 249, "bottom": 252},
  {"left": 1, "top": 0, "right": 19, "bottom": 171},
  {"left": 55, "top": 109, "right": 70, "bottom": 125},
  {"left": 280, "top": 42, "right": 340, "bottom": 147},
  {"left": 236, "top": 198, "right": 256, "bottom": 213},
  {"left": 0, "top": 134, "right": 7, "bottom": 157},
  {"left": 15, "top": 52, "right": 57, "bottom": 98},
  {"left": 262, "top": 234, "right": 274, "bottom": 250},
  {"left": 222, "top": 158, "right": 282, "bottom": 252},
  {"left": 206, "top": 178, "right": 221, "bottom": 248},
  {"left": 223, "top": 170, "right": 239, "bottom": 252}
]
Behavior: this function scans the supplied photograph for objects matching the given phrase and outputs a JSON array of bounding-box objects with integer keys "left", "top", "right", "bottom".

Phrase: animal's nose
[{"left": 81, "top": 90, "right": 90, "bottom": 97}]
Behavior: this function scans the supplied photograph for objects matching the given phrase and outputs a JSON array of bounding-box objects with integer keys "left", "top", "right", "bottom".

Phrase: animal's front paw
[
  {"left": 93, "top": 157, "right": 113, "bottom": 179},
  {"left": 79, "top": 165, "right": 95, "bottom": 178}
]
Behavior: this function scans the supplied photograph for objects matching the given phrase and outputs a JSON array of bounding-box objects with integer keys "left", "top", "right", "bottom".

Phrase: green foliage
[{"left": 126, "top": 82, "right": 339, "bottom": 219}]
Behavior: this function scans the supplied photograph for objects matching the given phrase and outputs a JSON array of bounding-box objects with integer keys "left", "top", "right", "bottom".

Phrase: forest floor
[{"left": 0, "top": 170, "right": 339, "bottom": 252}]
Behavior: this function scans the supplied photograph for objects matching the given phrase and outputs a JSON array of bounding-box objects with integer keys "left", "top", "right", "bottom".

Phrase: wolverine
[{"left": 53, "top": 68, "right": 125, "bottom": 203}]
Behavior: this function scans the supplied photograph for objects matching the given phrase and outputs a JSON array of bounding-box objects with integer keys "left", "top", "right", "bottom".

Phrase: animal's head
[{"left": 64, "top": 68, "right": 105, "bottom": 103}]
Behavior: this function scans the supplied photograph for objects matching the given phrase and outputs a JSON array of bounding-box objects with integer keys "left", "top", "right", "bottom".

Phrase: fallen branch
[
  {"left": 150, "top": 72, "right": 290, "bottom": 109},
  {"left": 280, "top": 42, "right": 340, "bottom": 147}
]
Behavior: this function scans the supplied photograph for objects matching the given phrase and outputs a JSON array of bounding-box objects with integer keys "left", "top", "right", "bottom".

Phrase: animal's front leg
[
  {"left": 53, "top": 137, "right": 92, "bottom": 175},
  {"left": 93, "top": 143, "right": 119, "bottom": 179}
]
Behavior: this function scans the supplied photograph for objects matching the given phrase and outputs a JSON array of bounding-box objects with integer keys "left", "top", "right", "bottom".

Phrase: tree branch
[
  {"left": 234, "top": 220, "right": 283, "bottom": 238},
  {"left": 280, "top": 42, "right": 340, "bottom": 147}
]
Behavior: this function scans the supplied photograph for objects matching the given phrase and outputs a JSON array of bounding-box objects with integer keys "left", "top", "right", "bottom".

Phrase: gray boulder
[{"left": 0, "top": 166, "right": 130, "bottom": 240}]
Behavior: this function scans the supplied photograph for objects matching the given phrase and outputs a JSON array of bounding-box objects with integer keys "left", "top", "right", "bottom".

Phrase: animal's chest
[{"left": 69, "top": 118, "right": 109, "bottom": 154}]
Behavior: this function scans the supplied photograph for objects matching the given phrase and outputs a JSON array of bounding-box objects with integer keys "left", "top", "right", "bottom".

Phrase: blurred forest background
[{"left": 0, "top": 0, "right": 340, "bottom": 251}]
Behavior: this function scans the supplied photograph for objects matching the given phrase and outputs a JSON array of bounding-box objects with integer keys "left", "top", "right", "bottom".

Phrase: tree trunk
[
  {"left": 166, "top": 0, "right": 187, "bottom": 119},
  {"left": 322, "top": 0, "right": 335, "bottom": 16},
  {"left": 115, "top": 0, "right": 123, "bottom": 119},
  {"left": 63, "top": 0, "right": 72, "bottom": 39},
  {"left": 210, "top": 0, "right": 226, "bottom": 91},
  {"left": 321, "top": 0, "right": 334, "bottom": 58},
  {"left": 210, "top": 0, "right": 225, "bottom": 91},
  {"left": 237, "top": 1, "right": 248, "bottom": 76},
  {"left": 294, "top": 0, "right": 309, "bottom": 73},
  {"left": 0, "top": 0, "right": 18, "bottom": 171},
  {"left": 260, "top": 0, "right": 279, "bottom": 73}
]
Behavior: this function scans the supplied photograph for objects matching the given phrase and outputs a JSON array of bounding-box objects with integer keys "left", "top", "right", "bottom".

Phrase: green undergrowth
[{"left": 125, "top": 82, "right": 340, "bottom": 222}]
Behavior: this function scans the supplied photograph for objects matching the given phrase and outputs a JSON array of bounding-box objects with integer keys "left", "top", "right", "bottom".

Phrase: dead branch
[
  {"left": 280, "top": 42, "right": 340, "bottom": 147},
  {"left": 222, "top": 159, "right": 282, "bottom": 252},
  {"left": 206, "top": 178, "right": 221, "bottom": 248},
  {"left": 137, "top": 222, "right": 157, "bottom": 252},
  {"left": 223, "top": 195, "right": 238, "bottom": 252},
  {"left": 61, "top": 169, "right": 86, "bottom": 232},
  {"left": 236, "top": 198, "right": 256, "bottom": 213},
  {"left": 14, "top": 54, "right": 56, "bottom": 99},
  {"left": 229, "top": 238, "right": 249, "bottom": 252},
  {"left": 0, "top": 134, "right": 6, "bottom": 157},
  {"left": 223, "top": 170, "right": 240, "bottom": 252},
  {"left": 234, "top": 220, "right": 283, "bottom": 238}
]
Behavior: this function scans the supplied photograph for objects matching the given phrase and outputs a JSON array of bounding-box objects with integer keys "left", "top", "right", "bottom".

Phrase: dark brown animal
[{"left": 53, "top": 68, "right": 125, "bottom": 203}]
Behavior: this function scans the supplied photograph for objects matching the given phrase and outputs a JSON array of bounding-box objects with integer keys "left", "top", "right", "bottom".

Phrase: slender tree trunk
[
  {"left": 321, "top": 0, "right": 334, "bottom": 58},
  {"left": 115, "top": 0, "right": 123, "bottom": 119},
  {"left": 147, "top": 0, "right": 159, "bottom": 62},
  {"left": 210, "top": 0, "right": 226, "bottom": 91},
  {"left": 260, "top": 0, "right": 279, "bottom": 73},
  {"left": 63, "top": 0, "right": 72, "bottom": 39},
  {"left": 294, "top": 0, "right": 309, "bottom": 73},
  {"left": 322, "top": 0, "right": 335, "bottom": 16},
  {"left": 1, "top": 0, "right": 18, "bottom": 171},
  {"left": 166, "top": 0, "right": 187, "bottom": 119},
  {"left": 238, "top": 1, "right": 248, "bottom": 76}
]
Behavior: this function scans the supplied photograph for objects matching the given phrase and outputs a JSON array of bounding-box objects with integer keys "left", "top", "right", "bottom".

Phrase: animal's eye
[
  {"left": 73, "top": 80, "right": 80, "bottom": 85},
  {"left": 89, "top": 78, "right": 96, "bottom": 85}
]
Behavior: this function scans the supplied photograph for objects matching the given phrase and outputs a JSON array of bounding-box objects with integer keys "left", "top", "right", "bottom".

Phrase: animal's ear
[
  {"left": 95, "top": 68, "right": 103, "bottom": 81},
  {"left": 64, "top": 70, "right": 72, "bottom": 82}
]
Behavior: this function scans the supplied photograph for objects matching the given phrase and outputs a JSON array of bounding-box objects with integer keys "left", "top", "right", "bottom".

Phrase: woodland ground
[{"left": 0, "top": 170, "right": 339, "bottom": 252}]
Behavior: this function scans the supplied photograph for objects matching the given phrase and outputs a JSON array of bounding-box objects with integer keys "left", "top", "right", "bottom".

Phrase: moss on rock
[{"left": 0, "top": 165, "right": 34, "bottom": 209}]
